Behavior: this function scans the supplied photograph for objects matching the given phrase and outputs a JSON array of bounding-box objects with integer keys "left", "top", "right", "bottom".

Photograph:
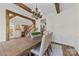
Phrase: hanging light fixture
[{"left": 31, "top": 4, "right": 42, "bottom": 19}]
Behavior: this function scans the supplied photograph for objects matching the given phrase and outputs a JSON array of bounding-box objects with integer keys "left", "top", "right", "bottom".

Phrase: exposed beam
[
  {"left": 55, "top": 3, "right": 60, "bottom": 14},
  {"left": 9, "top": 13, "right": 16, "bottom": 19},
  {"left": 14, "top": 3, "right": 38, "bottom": 17},
  {"left": 6, "top": 9, "right": 36, "bottom": 41},
  {"left": 14, "top": 3, "right": 33, "bottom": 13},
  {"left": 6, "top": 9, "right": 35, "bottom": 21},
  {"left": 6, "top": 9, "right": 36, "bottom": 29}
]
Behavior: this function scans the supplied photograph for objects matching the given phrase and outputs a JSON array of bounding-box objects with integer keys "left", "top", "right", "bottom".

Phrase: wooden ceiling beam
[
  {"left": 55, "top": 3, "right": 60, "bottom": 14},
  {"left": 6, "top": 9, "right": 35, "bottom": 21},
  {"left": 14, "top": 3, "right": 42, "bottom": 19},
  {"left": 14, "top": 3, "right": 33, "bottom": 13},
  {"left": 15, "top": 3, "right": 60, "bottom": 14},
  {"left": 9, "top": 13, "right": 16, "bottom": 19}
]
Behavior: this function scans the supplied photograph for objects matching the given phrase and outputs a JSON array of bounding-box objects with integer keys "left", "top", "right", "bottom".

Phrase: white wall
[
  {"left": 0, "top": 5, "right": 5, "bottom": 42},
  {"left": 44, "top": 4, "right": 79, "bottom": 52},
  {"left": 75, "top": 4, "right": 79, "bottom": 53}
]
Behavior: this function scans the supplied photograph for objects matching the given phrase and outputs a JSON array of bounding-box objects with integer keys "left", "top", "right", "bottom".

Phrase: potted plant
[{"left": 31, "top": 32, "right": 41, "bottom": 38}]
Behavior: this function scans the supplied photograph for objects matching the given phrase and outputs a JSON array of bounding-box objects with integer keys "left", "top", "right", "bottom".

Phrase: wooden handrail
[
  {"left": 24, "top": 24, "right": 34, "bottom": 36},
  {"left": 28, "top": 25, "right": 34, "bottom": 32}
]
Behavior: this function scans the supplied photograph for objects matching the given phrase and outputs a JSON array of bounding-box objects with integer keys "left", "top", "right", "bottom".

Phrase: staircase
[
  {"left": 51, "top": 42, "right": 79, "bottom": 56},
  {"left": 62, "top": 45, "right": 79, "bottom": 56},
  {"left": 21, "top": 24, "right": 34, "bottom": 37}
]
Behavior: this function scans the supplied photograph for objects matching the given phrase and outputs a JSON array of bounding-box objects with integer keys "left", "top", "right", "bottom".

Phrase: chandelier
[{"left": 31, "top": 4, "right": 42, "bottom": 19}]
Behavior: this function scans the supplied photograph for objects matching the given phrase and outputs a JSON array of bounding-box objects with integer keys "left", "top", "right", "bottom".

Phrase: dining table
[{"left": 0, "top": 36, "right": 41, "bottom": 56}]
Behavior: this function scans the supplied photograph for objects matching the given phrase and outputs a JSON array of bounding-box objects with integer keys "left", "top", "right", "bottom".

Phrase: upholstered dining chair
[{"left": 31, "top": 32, "right": 53, "bottom": 56}]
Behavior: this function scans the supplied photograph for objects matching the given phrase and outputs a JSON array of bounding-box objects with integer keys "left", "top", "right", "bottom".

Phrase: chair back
[{"left": 39, "top": 32, "right": 53, "bottom": 56}]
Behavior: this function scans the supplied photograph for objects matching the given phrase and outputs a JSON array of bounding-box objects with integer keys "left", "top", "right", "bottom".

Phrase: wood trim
[
  {"left": 6, "top": 10, "right": 9, "bottom": 41},
  {"left": 6, "top": 9, "right": 36, "bottom": 41},
  {"left": 9, "top": 14, "right": 16, "bottom": 19},
  {"left": 55, "top": 3, "right": 60, "bottom": 14},
  {"left": 6, "top": 9, "right": 35, "bottom": 21},
  {"left": 14, "top": 3, "right": 37, "bottom": 15},
  {"left": 14, "top": 3, "right": 33, "bottom": 13}
]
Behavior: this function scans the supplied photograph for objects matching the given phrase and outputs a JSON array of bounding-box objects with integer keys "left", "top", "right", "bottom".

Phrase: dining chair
[{"left": 31, "top": 32, "right": 53, "bottom": 56}]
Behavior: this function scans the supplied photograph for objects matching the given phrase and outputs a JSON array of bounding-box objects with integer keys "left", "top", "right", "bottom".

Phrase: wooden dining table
[{"left": 0, "top": 36, "right": 41, "bottom": 56}]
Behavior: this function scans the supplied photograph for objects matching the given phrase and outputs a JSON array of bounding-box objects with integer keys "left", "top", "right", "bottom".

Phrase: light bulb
[
  {"left": 31, "top": 9, "right": 34, "bottom": 12},
  {"left": 38, "top": 9, "right": 41, "bottom": 12}
]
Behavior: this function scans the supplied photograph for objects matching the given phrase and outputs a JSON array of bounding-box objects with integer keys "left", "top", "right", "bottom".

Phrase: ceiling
[
  {"left": 13, "top": 3, "right": 78, "bottom": 17},
  {"left": 24, "top": 3, "right": 56, "bottom": 15},
  {"left": 24, "top": 3, "right": 77, "bottom": 16}
]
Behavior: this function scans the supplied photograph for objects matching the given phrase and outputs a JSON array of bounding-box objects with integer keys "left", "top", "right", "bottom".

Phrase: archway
[{"left": 6, "top": 9, "right": 36, "bottom": 41}]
